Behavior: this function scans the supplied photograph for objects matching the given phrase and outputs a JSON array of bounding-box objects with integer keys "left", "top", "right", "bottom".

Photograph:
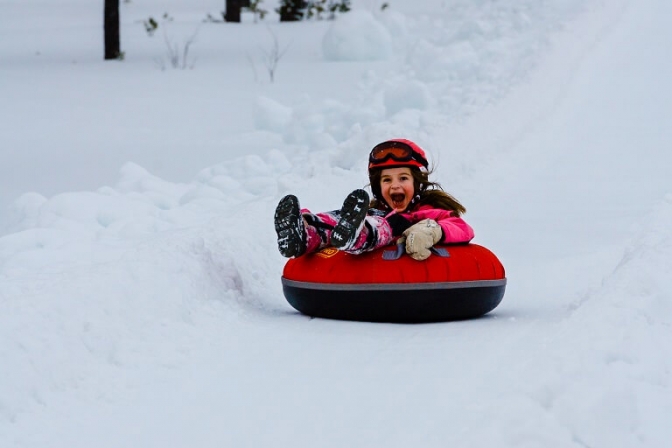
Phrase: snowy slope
[{"left": 1, "top": 0, "right": 671, "bottom": 446}]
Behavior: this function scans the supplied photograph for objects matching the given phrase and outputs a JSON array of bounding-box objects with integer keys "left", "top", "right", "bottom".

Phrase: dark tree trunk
[
  {"left": 224, "top": 0, "right": 241, "bottom": 22},
  {"left": 224, "top": 0, "right": 251, "bottom": 22},
  {"left": 104, "top": 0, "right": 121, "bottom": 60}
]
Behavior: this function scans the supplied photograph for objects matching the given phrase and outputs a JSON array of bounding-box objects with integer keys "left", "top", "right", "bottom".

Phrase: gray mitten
[{"left": 401, "top": 219, "right": 442, "bottom": 261}]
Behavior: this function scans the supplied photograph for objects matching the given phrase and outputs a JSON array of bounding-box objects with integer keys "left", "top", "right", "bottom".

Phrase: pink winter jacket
[{"left": 395, "top": 204, "right": 474, "bottom": 244}]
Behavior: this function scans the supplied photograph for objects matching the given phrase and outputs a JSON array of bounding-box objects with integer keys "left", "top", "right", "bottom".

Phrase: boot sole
[
  {"left": 331, "top": 189, "right": 370, "bottom": 250},
  {"left": 274, "top": 195, "right": 305, "bottom": 257}
]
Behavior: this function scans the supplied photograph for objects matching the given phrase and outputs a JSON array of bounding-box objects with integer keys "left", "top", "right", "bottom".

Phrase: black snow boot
[
  {"left": 331, "top": 189, "right": 370, "bottom": 250},
  {"left": 274, "top": 194, "right": 306, "bottom": 258}
]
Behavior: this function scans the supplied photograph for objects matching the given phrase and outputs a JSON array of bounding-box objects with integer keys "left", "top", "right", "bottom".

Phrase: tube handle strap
[{"left": 382, "top": 243, "right": 450, "bottom": 260}]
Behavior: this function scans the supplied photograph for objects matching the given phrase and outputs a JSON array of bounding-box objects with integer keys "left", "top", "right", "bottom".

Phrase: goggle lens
[
  {"left": 370, "top": 144, "right": 412, "bottom": 161},
  {"left": 369, "top": 141, "right": 428, "bottom": 168}
]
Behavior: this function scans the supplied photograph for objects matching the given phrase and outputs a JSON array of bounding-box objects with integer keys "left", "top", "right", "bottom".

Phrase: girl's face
[{"left": 380, "top": 167, "right": 415, "bottom": 212}]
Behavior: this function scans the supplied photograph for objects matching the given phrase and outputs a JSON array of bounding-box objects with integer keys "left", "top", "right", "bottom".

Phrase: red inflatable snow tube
[{"left": 282, "top": 243, "right": 506, "bottom": 323}]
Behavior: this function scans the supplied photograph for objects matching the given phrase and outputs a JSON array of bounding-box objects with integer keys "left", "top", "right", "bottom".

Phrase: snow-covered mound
[{"left": 322, "top": 10, "right": 393, "bottom": 61}]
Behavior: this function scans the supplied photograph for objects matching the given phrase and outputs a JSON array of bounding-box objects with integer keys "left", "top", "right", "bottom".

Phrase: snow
[
  {"left": 322, "top": 10, "right": 393, "bottom": 61},
  {"left": 1, "top": 0, "right": 671, "bottom": 446}
]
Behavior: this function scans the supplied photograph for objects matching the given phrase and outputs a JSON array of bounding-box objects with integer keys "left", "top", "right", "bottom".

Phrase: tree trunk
[
  {"left": 224, "top": 0, "right": 251, "bottom": 22},
  {"left": 104, "top": 0, "right": 121, "bottom": 60},
  {"left": 224, "top": 0, "right": 241, "bottom": 22}
]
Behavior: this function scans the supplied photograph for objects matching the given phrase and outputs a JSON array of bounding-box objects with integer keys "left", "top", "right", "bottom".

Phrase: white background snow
[{"left": 1, "top": 0, "right": 671, "bottom": 446}]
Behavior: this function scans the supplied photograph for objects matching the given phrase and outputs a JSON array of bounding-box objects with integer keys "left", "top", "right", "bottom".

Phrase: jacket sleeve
[{"left": 405, "top": 208, "right": 474, "bottom": 244}]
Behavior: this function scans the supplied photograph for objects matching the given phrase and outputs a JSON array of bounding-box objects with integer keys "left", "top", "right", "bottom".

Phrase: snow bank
[
  {"left": 249, "top": 0, "right": 596, "bottom": 179},
  {"left": 537, "top": 194, "right": 672, "bottom": 446},
  {"left": 383, "top": 80, "right": 432, "bottom": 116},
  {"left": 322, "top": 10, "right": 393, "bottom": 61}
]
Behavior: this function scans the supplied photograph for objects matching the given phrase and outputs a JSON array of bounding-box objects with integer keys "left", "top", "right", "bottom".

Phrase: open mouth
[{"left": 390, "top": 193, "right": 406, "bottom": 208}]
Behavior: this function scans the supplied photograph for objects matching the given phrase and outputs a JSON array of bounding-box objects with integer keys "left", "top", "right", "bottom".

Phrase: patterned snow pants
[{"left": 301, "top": 208, "right": 396, "bottom": 255}]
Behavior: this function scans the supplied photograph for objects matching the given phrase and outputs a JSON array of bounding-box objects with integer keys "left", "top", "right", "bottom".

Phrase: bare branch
[
  {"left": 260, "top": 26, "right": 291, "bottom": 82},
  {"left": 161, "top": 26, "right": 199, "bottom": 70}
]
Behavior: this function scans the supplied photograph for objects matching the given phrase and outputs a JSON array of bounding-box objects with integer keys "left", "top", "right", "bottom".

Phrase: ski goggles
[{"left": 369, "top": 141, "right": 428, "bottom": 168}]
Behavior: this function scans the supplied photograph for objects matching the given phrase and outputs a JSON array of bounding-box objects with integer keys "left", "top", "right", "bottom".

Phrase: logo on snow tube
[{"left": 315, "top": 247, "right": 339, "bottom": 259}]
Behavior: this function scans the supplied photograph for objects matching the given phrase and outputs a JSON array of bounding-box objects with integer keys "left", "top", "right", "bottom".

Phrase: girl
[{"left": 274, "top": 138, "right": 474, "bottom": 260}]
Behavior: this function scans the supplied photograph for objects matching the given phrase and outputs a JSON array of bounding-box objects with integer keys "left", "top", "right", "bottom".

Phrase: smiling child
[{"left": 274, "top": 138, "right": 474, "bottom": 260}]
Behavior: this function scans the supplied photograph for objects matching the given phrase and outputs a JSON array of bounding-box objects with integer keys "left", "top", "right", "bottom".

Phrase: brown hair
[{"left": 368, "top": 167, "right": 467, "bottom": 216}]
